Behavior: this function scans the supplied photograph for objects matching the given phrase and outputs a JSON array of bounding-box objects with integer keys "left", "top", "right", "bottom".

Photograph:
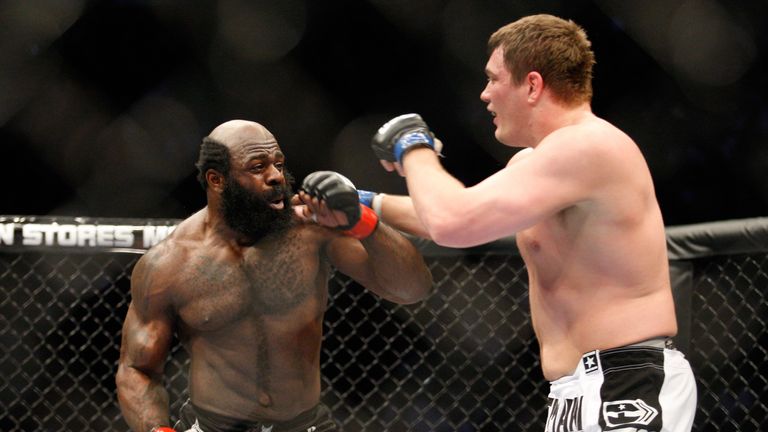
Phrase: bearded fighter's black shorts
[
  {"left": 173, "top": 400, "right": 339, "bottom": 432},
  {"left": 544, "top": 338, "right": 697, "bottom": 431}
]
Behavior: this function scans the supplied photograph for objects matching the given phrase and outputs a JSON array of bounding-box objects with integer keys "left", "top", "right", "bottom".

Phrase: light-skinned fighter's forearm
[
  {"left": 402, "top": 149, "right": 473, "bottom": 246},
  {"left": 379, "top": 194, "right": 431, "bottom": 239}
]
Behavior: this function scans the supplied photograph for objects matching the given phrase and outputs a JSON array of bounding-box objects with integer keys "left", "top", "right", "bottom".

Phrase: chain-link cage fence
[
  {"left": 1, "top": 216, "right": 767, "bottom": 431},
  {"left": 686, "top": 253, "right": 768, "bottom": 431}
]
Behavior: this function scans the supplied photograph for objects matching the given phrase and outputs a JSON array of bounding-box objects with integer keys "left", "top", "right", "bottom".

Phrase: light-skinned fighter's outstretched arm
[{"left": 370, "top": 114, "right": 608, "bottom": 248}]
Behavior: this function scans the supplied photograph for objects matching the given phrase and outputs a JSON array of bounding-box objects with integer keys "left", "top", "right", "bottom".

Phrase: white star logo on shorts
[{"left": 582, "top": 352, "right": 599, "bottom": 374}]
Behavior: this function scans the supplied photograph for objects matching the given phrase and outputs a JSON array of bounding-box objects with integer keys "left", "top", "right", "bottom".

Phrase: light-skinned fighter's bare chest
[
  {"left": 518, "top": 218, "right": 566, "bottom": 257},
  {"left": 176, "top": 233, "right": 328, "bottom": 331},
  {"left": 518, "top": 205, "right": 591, "bottom": 252},
  {"left": 515, "top": 211, "right": 586, "bottom": 286}
]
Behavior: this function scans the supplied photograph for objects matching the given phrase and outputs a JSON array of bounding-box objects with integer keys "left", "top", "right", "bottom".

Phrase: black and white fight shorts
[
  {"left": 545, "top": 338, "right": 697, "bottom": 432},
  {"left": 173, "top": 399, "right": 339, "bottom": 432}
]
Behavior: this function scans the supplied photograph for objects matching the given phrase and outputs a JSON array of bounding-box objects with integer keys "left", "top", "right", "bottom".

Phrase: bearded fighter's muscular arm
[
  {"left": 298, "top": 171, "right": 433, "bottom": 305},
  {"left": 116, "top": 242, "right": 177, "bottom": 432},
  {"left": 327, "top": 219, "right": 433, "bottom": 304}
]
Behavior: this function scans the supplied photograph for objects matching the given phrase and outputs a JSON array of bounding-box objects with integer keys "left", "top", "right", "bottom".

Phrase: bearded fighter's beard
[{"left": 220, "top": 173, "right": 294, "bottom": 242}]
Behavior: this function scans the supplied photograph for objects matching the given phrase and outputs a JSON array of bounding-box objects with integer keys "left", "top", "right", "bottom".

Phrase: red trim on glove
[
  {"left": 342, "top": 205, "right": 379, "bottom": 239},
  {"left": 150, "top": 427, "right": 176, "bottom": 432}
]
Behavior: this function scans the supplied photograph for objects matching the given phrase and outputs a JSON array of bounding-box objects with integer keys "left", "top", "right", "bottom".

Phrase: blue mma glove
[{"left": 371, "top": 113, "right": 438, "bottom": 164}]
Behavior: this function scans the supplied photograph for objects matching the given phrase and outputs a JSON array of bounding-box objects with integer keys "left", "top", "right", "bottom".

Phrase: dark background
[{"left": 2, "top": 0, "right": 766, "bottom": 227}]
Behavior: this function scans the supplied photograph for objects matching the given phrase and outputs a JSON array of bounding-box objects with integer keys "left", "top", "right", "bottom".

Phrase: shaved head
[
  {"left": 208, "top": 120, "right": 277, "bottom": 150},
  {"left": 196, "top": 120, "right": 283, "bottom": 189}
]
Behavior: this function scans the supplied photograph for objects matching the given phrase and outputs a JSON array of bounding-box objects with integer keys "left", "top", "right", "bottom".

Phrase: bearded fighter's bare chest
[{"left": 175, "top": 239, "right": 327, "bottom": 331}]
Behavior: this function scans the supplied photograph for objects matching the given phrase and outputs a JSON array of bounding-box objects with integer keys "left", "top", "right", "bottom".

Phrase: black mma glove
[
  {"left": 371, "top": 113, "right": 439, "bottom": 164},
  {"left": 301, "top": 171, "right": 379, "bottom": 239}
]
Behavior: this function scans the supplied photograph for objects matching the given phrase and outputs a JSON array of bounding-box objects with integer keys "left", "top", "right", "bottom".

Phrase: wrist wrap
[
  {"left": 357, "top": 189, "right": 376, "bottom": 208},
  {"left": 372, "top": 193, "right": 384, "bottom": 217},
  {"left": 342, "top": 205, "right": 379, "bottom": 239},
  {"left": 394, "top": 131, "right": 435, "bottom": 164}
]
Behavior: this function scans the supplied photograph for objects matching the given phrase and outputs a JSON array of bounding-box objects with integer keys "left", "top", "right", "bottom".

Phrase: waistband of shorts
[
  {"left": 600, "top": 336, "right": 674, "bottom": 354},
  {"left": 586, "top": 337, "right": 672, "bottom": 375},
  {"left": 191, "top": 401, "right": 322, "bottom": 431},
  {"left": 549, "top": 337, "right": 674, "bottom": 383}
]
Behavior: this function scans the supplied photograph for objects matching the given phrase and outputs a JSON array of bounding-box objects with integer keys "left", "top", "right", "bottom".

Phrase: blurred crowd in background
[{"left": 1, "top": 0, "right": 766, "bottom": 226}]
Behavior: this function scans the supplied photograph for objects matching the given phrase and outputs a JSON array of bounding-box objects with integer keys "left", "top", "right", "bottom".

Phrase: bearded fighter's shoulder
[
  {"left": 141, "top": 210, "right": 205, "bottom": 268},
  {"left": 129, "top": 211, "right": 204, "bottom": 302}
]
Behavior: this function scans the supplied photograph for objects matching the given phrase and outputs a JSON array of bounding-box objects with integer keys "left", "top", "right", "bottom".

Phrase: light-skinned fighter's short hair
[{"left": 488, "top": 14, "right": 596, "bottom": 106}]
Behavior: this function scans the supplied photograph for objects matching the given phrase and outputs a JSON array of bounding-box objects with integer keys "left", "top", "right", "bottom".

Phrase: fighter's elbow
[
  {"left": 115, "top": 360, "right": 159, "bottom": 391},
  {"left": 394, "top": 283, "right": 434, "bottom": 304},
  {"left": 426, "top": 217, "right": 468, "bottom": 248},
  {"left": 114, "top": 363, "right": 133, "bottom": 400},
  {"left": 385, "top": 268, "right": 434, "bottom": 304},
  {"left": 429, "top": 231, "right": 459, "bottom": 248}
]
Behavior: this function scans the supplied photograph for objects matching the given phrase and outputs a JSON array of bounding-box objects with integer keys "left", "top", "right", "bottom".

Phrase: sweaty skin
[
  {"left": 116, "top": 120, "right": 433, "bottom": 431},
  {"left": 376, "top": 47, "right": 677, "bottom": 380}
]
